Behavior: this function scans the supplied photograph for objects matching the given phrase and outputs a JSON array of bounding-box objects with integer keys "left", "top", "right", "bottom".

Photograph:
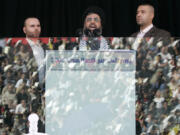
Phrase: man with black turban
[{"left": 79, "top": 6, "right": 109, "bottom": 50}]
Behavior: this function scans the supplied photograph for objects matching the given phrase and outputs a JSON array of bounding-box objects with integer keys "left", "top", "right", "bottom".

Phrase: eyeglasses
[{"left": 86, "top": 17, "right": 100, "bottom": 22}]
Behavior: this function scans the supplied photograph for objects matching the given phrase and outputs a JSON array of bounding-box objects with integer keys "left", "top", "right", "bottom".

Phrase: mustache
[
  {"left": 83, "top": 28, "right": 101, "bottom": 37},
  {"left": 35, "top": 30, "right": 40, "bottom": 32},
  {"left": 89, "top": 23, "right": 97, "bottom": 27}
]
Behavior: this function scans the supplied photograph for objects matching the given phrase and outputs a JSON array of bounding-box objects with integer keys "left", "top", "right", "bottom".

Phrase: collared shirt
[
  {"left": 137, "top": 24, "right": 153, "bottom": 38},
  {"left": 15, "top": 103, "right": 26, "bottom": 114},
  {"left": 26, "top": 38, "right": 45, "bottom": 68},
  {"left": 132, "top": 24, "right": 153, "bottom": 50}
]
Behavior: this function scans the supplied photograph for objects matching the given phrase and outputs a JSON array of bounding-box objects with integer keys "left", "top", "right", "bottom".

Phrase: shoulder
[
  {"left": 155, "top": 27, "right": 171, "bottom": 37},
  {"left": 149, "top": 26, "right": 171, "bottom": 37},
  {"left": 16, "top": 103, "right": 21, "bottom": 108},
  {"left": 130, "top": 32, "right": 138, "bottom": 37}
]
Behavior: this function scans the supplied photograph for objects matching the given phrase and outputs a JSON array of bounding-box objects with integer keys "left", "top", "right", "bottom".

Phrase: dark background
[{"left": 1, "top": 0, "right": 180, "bottom": 37}]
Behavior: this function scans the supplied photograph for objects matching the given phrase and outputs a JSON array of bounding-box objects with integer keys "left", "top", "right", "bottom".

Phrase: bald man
[
  {"left": 23, "top": 17, "right": 48, "bottom": 86},
  {"left": 131, "top": 2, "right": 171, "bottom": 37},
  {"left": 23, "top": 17, "right": 41, "bottom": 41}
]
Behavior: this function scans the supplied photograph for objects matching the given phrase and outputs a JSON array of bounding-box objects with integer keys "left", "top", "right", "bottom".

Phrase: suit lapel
[
  {"left": 144, "top": 26, "right": 156, "bottom": 37},
  {"left": 131, "top": 32, "right": 138, "bottom": 37}
]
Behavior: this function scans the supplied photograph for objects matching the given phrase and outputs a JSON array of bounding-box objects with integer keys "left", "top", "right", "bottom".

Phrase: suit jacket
[
  {"left": 131, "top": 26, "right": 171, "bottom": 46},
  {"left": 25, "top": 39, "right": 48, "bottom": 53},
  {"left": 24, "top": 39, "right": 49, "bottom": 86},
  {"left": 131, "top": 26, "right": 171, "bottom": 37}
]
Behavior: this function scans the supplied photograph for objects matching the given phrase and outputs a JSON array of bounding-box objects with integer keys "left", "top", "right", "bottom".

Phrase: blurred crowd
[
  {"left": 111, "top": 37, "right": 180, "bottom": 135},
  {"left": 0, "top": 37, "right": 180, "bottom": 134},
  {"left": 0, "top": 38, "right": 50, "bottom": 134}
]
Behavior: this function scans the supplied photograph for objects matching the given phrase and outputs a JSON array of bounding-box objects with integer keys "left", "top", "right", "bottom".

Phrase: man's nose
[
  {"left": 90, "top": 19, "right": 96, "bottom": 23},
  {"left": 137, "top": 13, "right": 141, "bottom": 17},
  {"left": 35, "top": 26, "right": 39, "bottom": 30}
]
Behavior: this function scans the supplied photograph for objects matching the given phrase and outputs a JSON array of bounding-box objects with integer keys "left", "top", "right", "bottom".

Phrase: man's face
[
  {"left": 21, "top": 100, "right": 26, "bottom": 106},
  {"left": 136, "top": 5, "right": 154, "bottom": 27},
  {"left": 23, "top": 18, "right": 41, "bottom": 38},
  {"left": 84, "top": 13, "right": 101, "bottom": 31}
]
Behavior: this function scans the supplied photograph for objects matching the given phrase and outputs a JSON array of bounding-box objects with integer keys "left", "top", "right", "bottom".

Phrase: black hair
[{"left": 138, "top": 0, "right": 156, "bottom": 9}]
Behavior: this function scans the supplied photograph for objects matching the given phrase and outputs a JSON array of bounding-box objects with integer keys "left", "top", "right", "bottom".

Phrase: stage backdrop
[{"left": 1, "top": 0, "right": 180, "bottom": 37}]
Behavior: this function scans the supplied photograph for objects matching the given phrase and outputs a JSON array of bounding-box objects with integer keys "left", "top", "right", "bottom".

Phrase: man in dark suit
[
  {"left": 130, "top": 1, "right": 171, "bottom": 50},
  {"left": 131, "top": 1, "right": 171, "bottom": 38}
]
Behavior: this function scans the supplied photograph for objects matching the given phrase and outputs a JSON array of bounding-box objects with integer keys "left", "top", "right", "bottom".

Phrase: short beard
[{"left": 27, "top": 32, "right": 40, "bottom": 38}]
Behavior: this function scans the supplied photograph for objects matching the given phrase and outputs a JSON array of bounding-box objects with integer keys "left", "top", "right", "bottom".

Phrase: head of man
[
  {"left": 136, "top": 3, "right": 154, "bottom": 29},
  {"left": 83, "top": 6, "right": 105, "bottom": 37},
  {"left": 84, "top": 13, "right": 101, "bottom": 31},
  {"left": 23, "top": 17, "right": 41, "bottom": 38},
  {"left": 21, "top": 100, "right": 26, "bottom": 107}
]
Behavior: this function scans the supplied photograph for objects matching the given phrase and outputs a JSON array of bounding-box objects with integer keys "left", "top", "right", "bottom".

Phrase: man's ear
[
  {"left": 23, "top": 27, "right": 26, "bottom": 34},
  {"left": 151, "top": 13, "right": 154, "bottom": 20}
]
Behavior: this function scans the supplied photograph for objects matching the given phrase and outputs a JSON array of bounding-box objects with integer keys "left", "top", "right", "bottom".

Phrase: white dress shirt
[
  {"left": 26, "top": 38, "right": 45, "bottom": 84},
  {"left": 15, "top": 103, "right": 26, "bottom": 114},
  {"left": 26, "top": 38, "right": 45, "bottom": 68},
  {"left": 132, "top": 24, "right": 153, "bottom": 50},
  {"left": 137, "top": 24, "right": 153, "bottom": 38}
]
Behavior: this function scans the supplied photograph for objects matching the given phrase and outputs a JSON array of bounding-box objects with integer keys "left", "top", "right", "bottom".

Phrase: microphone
[
  {"left": 92, "top": 29, "right": 101, "bottom": 37},
  {"left": 77, "top": 28, "right": 101, "bottom": 50},
  {"left": 76, "top": 28, "right": 102, "bottom": 37},
  {"left": 87, "top": 37, "right": 100, "bottom": 50},
  {"left": 83, "top": 28, "right": 101, "bottom": 37},
  {"left": 83, "top": 29, "right": 101, "bottom": 50}
]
